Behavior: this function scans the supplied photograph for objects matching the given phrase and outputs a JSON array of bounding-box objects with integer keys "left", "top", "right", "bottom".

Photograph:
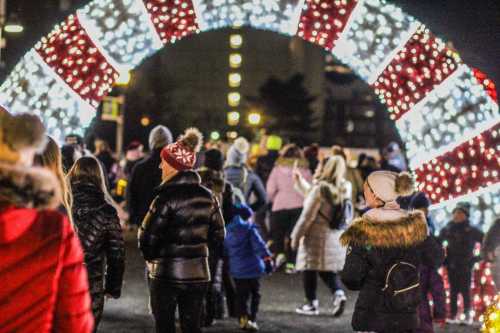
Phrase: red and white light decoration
[
  {"left": 0, "top": 0, "right": 498, "bottom": 242},
  {"left": 297, "top": 0, "right": 357, "bottom": 50},
  {"left": 35, "top": 14, "right": 118, "bottom": 108},
  {"left": 143, "top": 0, "right": 199, "bottom": 44},
  {"left": 415, "top": 122, "right": 499, "bottom": 204},
  {"left": 374, "top": 26, "right": 462, "bottom": 121}
]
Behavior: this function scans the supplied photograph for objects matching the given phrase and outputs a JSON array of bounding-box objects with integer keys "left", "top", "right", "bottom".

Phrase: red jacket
[{"left": 0, "top": 163, "right": 94, "bottom": 333}]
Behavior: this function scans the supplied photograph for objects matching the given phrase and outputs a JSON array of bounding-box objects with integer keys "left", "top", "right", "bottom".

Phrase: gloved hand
[{"left": 264, "top": 257, "right": 274, "bottom": 274}]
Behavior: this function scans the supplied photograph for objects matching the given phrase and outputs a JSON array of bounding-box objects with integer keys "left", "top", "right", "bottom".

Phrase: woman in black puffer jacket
[
  {"left": 139, "top": 128, "right": 225, "bottom": 333},
  {"left": 340, "top": 171, "right": 443, "bottom": 333},
  {"left": 68, "top": 156, "right": 125, "bottom": 331}
]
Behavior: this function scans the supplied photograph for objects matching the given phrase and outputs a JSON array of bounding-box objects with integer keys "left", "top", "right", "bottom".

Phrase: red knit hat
[{"left": 161, "top": 128, "right": 203, "bottom": 171}]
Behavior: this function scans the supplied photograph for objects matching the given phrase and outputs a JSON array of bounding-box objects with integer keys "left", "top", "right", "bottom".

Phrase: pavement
[{"left": 99, "top": 232, "right": 479, "bottom": 333}]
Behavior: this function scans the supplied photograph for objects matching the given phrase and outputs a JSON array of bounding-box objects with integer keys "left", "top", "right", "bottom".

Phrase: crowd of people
[{"left": 0, "top": 108, "right": 499, "bottom": 333}]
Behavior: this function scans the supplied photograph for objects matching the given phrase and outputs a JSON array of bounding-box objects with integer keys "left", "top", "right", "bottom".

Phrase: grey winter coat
[{"left": 291, "top": 178, "right": 352, "bottom": 272}]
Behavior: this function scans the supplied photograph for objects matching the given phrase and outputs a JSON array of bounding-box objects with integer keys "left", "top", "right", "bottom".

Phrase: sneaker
[
  {"left": 446, "top": 316, "right": 460, "bottom": 325},
  {"left": 245, "top": 320, "right": 259, "bottom": 331},
  {"left": 332, "top": 291, "right": 347, "bottom": 317},
  {"left": 296, "top": 300, "right": 320, "bottom": 316},
  {"left": 285, "top": 263, "right": 297, "bottom": 274},
  {"left": 239, "top": 316, "right": 249, "bottom": 330},
  {"left": 275, "top": 253, "right": 286, "bottom": 269}
]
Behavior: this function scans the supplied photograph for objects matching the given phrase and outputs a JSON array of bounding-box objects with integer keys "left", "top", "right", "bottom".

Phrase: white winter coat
[{"left": 291, "top": 177, "right": 352, "bottom": 272}]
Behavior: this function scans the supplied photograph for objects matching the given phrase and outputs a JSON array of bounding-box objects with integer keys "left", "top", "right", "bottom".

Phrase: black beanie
[
  {"left": 453, "top": 202, "right": 471, "bottom": 217},
  {"left": 204, "top": 148, "right": 224, "bottom": 171}
]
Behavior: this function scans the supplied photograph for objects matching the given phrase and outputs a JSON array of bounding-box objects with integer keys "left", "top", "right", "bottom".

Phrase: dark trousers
[
  {"left": 270, "top": 208, "right": 301, "bottom": 263},
  {"left": 448, "top": 265, "right": 472, "bottom": 317},
  {"left": 223, "top": 257, "right": 239, "bottom": 318},
  {"left": 303, "top": 270, "right": 341, "bottom": 301},
  {"left": 149, "top": 280, "right": 208, "bottom": 333},
  {"left": 234, "top": 278, "right": 261, "bottom": 321},
  {"left": 204, "top": 257, "right": 224, "bottom": 325}
]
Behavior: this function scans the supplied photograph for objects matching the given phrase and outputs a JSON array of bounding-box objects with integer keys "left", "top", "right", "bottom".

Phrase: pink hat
[{"left": 161, "top": 128, "right": 203, "bottom": 171}]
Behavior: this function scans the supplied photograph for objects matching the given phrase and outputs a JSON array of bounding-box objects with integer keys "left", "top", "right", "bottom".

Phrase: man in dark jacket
[
  {"left": 127, "top": 125, "right": 172, "bottom": 226},
  {"left": 438, "top": 202, "right": 483, "bottom": 324},
  {"left": 139, "top": 128, "right": 225, "bottom": 333}
]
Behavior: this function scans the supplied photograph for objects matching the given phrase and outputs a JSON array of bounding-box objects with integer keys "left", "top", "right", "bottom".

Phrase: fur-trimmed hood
[
  {"left": 0, "top": 162, "right": 61, "bottom": 210},
  {"left": 340, "top": 209, "right": 428, "bottom": 248}
]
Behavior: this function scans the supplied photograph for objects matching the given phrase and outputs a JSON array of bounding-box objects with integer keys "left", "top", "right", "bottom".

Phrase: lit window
[
  {"left": 230, "top": 34, "right": 243, "bottom": 49},
  {"left": 228, "top": 92, "right": 241, "bottom": 107},
  {"left": 228, "top": 73, "right": 242, "bottom": 87},
  {"left": 229, "top": 53, "right": 242, "bottom": 68}
]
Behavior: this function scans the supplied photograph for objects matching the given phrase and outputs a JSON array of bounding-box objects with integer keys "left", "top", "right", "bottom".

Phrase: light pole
[{"left": 0, "top": 0, "right": 24, "bottom": 66}]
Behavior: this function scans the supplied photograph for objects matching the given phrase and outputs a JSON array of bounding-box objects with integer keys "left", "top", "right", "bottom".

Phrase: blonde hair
[
  {"left": 36, "top": 136, "right": 73, "bottom": 217},
  {"left": 67, "top": 156, "right": 117, "bottom": 209},
  {"left": 316, "top": 155, "right": 347, "bottom": 188}
]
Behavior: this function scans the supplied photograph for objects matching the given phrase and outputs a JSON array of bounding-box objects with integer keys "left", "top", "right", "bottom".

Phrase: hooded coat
[
  {"left": 291, "top": 179, "right": 351, "bottom": 272},
  {"left": 139, "top": 171, "right": 225, "bottom": 284},
  {"left": 0, "top": 163, "right": 93, "bottom": 333},
  {"left": 266, "top": 157, "right": 311, "bottom": 212},
  {"left": 71, "top": 181, "right": 125, "bottom": 325},
  {"left": 340, "top": 209, "right": 444, "bottom": 332}
]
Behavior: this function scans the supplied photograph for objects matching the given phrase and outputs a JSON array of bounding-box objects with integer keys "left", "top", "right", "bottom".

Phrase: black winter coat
[
  {"left": 340, "top": 210, "right": 444, "bottom": 332},
  {"left": 438, "top": 220, "right": 484, "bottom": 268},
  {"left": 127, "top": 148, "right": 163, "bottom": 226},
  {"left": 72, "top": 181, "right": 125, "bottom": 322},
  {"left": 139, "top": 171, "right": 225, "bottom": 284}
]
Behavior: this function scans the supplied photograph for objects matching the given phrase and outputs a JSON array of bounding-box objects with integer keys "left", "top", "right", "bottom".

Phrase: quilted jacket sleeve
[
  {"left": 53, "top": 217, "right": 94, "bottom": 333},
  {"left": 138, "top": 196, "right": 167, "bottom": 261},
  {"left": 290, "top": 186, "right": 321, "bottom": 250},
  {"left": 104, "top": 210, "right": 125, "bottom": 298}
]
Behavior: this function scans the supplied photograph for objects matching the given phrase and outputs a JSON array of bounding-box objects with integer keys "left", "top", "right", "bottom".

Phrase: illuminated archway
[{"left": 0, "top": 0, "right": 498, "bottom": 226}]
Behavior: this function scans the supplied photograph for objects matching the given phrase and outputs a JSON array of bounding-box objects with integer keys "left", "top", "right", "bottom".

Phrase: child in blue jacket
[{"left": 224, "top": 204, "right": 273, "bottom": 331}]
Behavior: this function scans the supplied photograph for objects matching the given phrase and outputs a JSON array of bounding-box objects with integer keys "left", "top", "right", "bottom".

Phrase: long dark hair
[{"left": 67, "top": 156, "right": 116, "bottom": 208}]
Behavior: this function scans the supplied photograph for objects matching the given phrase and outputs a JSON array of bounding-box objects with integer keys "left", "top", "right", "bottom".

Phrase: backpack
[
  {"left": 382, "top": 261, "right": 421, "bottom": 312},
  {"left": 225, "top": 166, "right": 249, "bottom": 205}
]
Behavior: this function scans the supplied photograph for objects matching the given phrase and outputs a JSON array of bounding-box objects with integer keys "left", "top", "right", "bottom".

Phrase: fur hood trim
[
  {"left": 340, "top": 210, "right": 428, "bottom": 248},
  {"left": 275, "top": 157, "right": 309, "bottom": 169},
  {"left": 0, "top": 162, "right": 61, "bottom": 210}
]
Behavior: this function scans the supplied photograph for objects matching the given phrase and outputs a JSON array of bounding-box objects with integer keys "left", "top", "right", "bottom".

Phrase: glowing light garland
[
  {"left": 192, "top": 0, "right": 305, "bottom": 35},
  {"left": 397, "top": 66, "right": 500, "bottom": 169},
  {"left": 35, "top": 14, "right": 119, "bottom": 108},
  {"left": 0, "top": 50, "right": 95, "bottom": 139},
  {"left": 374, "top": 25, "right": 462, "bottom": 121},
  {"left": 77, "top": 0, "right": 163, "bottom": 70},
  {"left": 0, "top": 0, "right": 498, "bottom": 226},
  {"left": 331, "top": 0, "right": 420, "bottom": 81},
  {"left": 297, "top": 0, "right": 357, "bottom": 50},
  {"left": 416, "top": 122, "right": 500, "bottom": 206},
  {"left": 143, "top": 0, "right": 199, "bottom": 44}
]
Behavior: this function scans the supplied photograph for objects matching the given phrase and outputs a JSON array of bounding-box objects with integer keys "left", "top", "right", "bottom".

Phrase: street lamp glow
[
  {"left": 229, "top": 34, "right": 243, "bottom": 49},
  {"left": 228, "top": 92, "right": 241, "bottom": 107},
  {"left": 227, "top": 111, "right": 240, "bottom": 126},
  {"left": 228, "top": 73, "right": 242, "bottom": 87},
  {"left": 210, "top": 131, "right": 220, "bottom": 141},
  {"left": 229, "top": 53, "right": 242, "bottom": 68},
  {"left": 140, "top": 115, "right": 151, "bottom": 127},
  {"left": 4, "top": 23, "right": 23, "bottom": 33},
  {"left": 248, "top": 112, "right": 262, "bottom": 126}
]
